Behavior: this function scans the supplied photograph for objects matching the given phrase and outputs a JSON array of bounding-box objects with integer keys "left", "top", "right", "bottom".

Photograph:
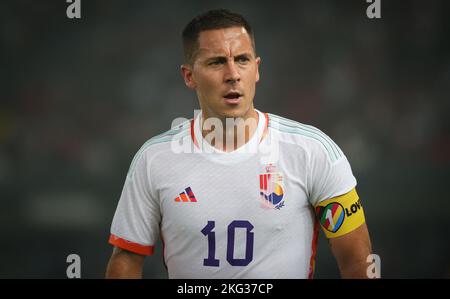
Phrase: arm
[
  {"left": 105, "top": 247, "right": 146, "bottom": 279},
  {"left": 328, "top": 223, "right": 373, "bottom": 278}
]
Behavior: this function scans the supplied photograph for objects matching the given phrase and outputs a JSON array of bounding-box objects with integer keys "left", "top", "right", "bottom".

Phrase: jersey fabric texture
[{"left": 109, "top": 109, "right": 357, "bottom": 278}]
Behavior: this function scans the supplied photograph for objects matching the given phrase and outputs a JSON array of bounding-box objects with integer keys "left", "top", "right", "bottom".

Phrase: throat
[{"left": 201, "top": 111, "right": 259, "bottom": 152}]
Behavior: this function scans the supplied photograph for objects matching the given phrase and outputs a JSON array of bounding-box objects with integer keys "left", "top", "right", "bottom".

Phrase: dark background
[{"left": 1, "top": 0, "right": 449, "bottom": 278}]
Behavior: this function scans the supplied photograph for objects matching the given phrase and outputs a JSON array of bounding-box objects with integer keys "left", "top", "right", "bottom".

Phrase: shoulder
[
  {"left": 138, "top": 118, "right": 191, "bottom": 152},
  {"left": 127, "top": 119, "right": 192, "bottom": 177},
  {"left": 267, "top": 113, "right": 344, "bottom": 164}
]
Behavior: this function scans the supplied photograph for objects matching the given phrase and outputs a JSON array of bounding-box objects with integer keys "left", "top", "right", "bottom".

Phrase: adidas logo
[{"left": 174, "top": 187, "right": 197, "bottom": 202}]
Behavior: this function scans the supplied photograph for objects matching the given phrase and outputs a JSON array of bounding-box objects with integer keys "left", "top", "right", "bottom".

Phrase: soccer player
[{"left": 105, "top": 9, "right": 373, "bottom": 279}]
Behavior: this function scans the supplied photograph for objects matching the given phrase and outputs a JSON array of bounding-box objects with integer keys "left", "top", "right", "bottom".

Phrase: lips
[
  {"left": 224, "top": 91, "right": 241, "bottom": 99},
  {"left": 223, "top": 91, "right": 242, "bottom": 104}
]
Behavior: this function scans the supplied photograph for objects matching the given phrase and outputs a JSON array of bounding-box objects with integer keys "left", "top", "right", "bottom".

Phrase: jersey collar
[{"left": 191, "top": 109, "right": 269, "bottom": 156}]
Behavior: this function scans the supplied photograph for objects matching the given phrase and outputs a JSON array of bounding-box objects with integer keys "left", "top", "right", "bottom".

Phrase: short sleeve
[
  {"left": 109, "top": 150, "right": 161, "bottom": 255},
  {"left": 308, "top": 138, "right": 357, "bottom": 207}
]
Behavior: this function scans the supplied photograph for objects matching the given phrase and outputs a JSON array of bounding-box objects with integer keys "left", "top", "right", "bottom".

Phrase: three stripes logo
[{"left": 174, "top": 187, "right": 197, "bottom": 203}]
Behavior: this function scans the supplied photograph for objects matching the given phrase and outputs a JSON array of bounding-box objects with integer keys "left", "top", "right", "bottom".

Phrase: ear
[
  {"left": 255, "top": 57, "right": 261, "bottom": 83},
  {"left": 180, "top": 64, "right": 197, "bottom": 89}
]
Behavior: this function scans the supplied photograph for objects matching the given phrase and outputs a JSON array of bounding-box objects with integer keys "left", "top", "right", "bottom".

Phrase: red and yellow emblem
[{"left": 259, "top": 164, "right": 285, "bottom": 210}]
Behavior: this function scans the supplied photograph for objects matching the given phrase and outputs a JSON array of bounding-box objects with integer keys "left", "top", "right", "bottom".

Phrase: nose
[{"left": 224, "top": 60, "right": 241, "bottom": 83}]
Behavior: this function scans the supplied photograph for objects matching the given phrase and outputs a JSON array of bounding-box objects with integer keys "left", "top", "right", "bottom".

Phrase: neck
[{"left": 200, "top": 108, "right": 259, "bottom": 152}]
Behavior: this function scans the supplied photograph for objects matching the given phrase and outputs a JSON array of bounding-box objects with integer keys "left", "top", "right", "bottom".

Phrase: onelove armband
[{"left": 314, "top": 188, "right": 365, "bottom": 238}]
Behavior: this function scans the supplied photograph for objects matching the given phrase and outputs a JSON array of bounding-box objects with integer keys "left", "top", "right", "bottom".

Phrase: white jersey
[{"left": 109, "top": 109, "right": 357, "bottom": 278}]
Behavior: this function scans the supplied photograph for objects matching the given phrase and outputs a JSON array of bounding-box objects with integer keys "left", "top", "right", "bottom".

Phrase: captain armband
[{"left": 314, "top": 188, "right": 366, "bottom": 238}]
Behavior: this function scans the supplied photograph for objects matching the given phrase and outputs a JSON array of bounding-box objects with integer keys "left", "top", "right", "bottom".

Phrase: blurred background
[{"left": 1, "top": 0, "right": 449, "bottom": 278}]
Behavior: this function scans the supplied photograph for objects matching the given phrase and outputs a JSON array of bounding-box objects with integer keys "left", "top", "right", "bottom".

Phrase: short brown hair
[{"left": 182, "top": 9, "right": 255, "bottom": 65}]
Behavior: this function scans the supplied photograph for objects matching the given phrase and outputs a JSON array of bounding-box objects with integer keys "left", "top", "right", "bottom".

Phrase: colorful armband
[{"left": 314, "top": 188, "right": 365, "bottom": 238}]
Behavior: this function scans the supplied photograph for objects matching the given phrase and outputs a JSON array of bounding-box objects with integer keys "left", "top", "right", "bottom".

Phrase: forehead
[{"left": 196, "top": 26, "right": 253, "bottom": 57}]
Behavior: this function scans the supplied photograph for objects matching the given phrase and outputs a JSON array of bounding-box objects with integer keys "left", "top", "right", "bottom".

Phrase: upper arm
[
  {"left": 105, "top": 247, "right": 146, "bottom": 279},
  {"left": 305, "top": 131, "right": 373, "bottom": 277},
  {"left": 107, "top": 148, "right": 161, "bottom": 277},
  {"left": 328, "top": 223, "right": 372, "bottom": 278},
  {"left": 109, "top": 149, "right": 161, "bottom": 256},
  {"left": 328, "top": 223, "right": 371, "bottom": 260},
  {"left": 314, "top": 188, "right": 372, "bottom": 278}
]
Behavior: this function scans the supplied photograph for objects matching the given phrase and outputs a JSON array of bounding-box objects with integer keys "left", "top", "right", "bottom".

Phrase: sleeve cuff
[{"left": 109, "top": 234, "right": 154, "bottom": 256}]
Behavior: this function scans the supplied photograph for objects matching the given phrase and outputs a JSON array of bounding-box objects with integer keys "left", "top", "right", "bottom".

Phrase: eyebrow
[{"left": 205, "top": 52, "right": 253, "bottom": 62}]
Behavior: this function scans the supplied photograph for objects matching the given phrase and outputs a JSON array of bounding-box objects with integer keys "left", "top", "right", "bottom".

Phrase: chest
[{"left": 155, "top": 156, "right": 311, "bottom": 234}]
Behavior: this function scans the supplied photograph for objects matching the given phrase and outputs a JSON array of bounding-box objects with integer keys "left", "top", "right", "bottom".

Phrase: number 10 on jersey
[{"left": 201, "top": 220, "right": 254, "bottom": 267}]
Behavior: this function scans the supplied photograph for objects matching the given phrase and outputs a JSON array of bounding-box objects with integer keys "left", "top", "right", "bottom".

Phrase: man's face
[{"left": 182, "top": 26, "right": 261, "bottom": 120}]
